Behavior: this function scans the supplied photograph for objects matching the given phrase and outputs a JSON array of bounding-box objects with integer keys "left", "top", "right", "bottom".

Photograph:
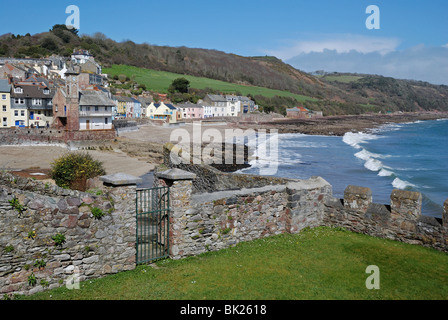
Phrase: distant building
[
  {"left": 10, "top": 80, "right": 55, "bottom": 128},
  {"left": 146, "top": 102, "right": 178, "bottom": 123},
  {"left": 53, "top": 67, "right": 114, "bottom": 131},
  {"left": 0, "top": 79, "right": 11, "bottom": 128},
  {"left": 286, "top": 106, "right": 323, "bottom": 119},
  {"left": 178, "top": 102, "right": 204, "bottom": 119}
]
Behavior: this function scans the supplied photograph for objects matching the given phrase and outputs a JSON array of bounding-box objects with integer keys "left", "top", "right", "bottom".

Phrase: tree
[{"left": 168, "top": 77, "right": 190, "bottom": 94}]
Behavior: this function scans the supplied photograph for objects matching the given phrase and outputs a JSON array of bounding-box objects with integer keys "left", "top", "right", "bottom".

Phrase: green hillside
[{"left": 103, "top": 64, "right": 317, "bottom": 103}]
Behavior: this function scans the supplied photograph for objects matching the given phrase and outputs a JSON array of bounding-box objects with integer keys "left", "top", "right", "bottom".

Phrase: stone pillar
[
  {"left": 286, "top": 176, "right": 332, "bottom": 233},
  {"left": 390, "top": 189, "right": 422, "bottom": 220},
  {"left": 155, "top": 168, "right": 197, "bottom": 260},
  {"left": 443, "top": 199, "right": 448, "bottom": 228},
  {"left": 343, "top": 185, "right": 372, "bottom": 214}
]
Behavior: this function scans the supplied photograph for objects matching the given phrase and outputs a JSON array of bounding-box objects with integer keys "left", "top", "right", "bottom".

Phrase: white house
[{"left": 78, "top": 90, "right": 114, "bottom": 130}]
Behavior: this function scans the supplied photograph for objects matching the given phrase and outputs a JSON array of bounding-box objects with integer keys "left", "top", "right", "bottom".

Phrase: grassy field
[
  {"left": 19, "top": 227, "right": 448, "bottom": 300},
  {"left": 103, "top": 65, "right": 317, "bottom": 102}
]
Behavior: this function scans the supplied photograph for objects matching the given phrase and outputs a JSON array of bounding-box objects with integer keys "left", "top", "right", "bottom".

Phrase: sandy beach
[{"left": 0, "top": 145, "right": 155, "bottom": 177}]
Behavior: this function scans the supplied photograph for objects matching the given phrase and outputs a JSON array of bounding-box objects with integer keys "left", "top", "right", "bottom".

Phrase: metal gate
[{"left": 136, "top": 186, "right": 170, "bottom": 264}]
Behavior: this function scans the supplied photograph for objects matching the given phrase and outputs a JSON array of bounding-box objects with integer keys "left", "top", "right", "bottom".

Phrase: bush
[{"left": 50, "top": 152, "right": 106, "bottom": 191}]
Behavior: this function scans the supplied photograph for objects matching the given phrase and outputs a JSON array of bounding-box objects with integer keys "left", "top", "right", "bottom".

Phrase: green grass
[
  {"left": 19, "top": 227, "right": 448, "bottom": 300},
  {"left": 103, "top": 64, "right": 317, "bottom": 102}
]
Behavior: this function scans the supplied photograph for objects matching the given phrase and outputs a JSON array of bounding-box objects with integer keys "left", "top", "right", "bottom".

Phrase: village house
[
  {"left": 130, "top": 97, "right": 142, "bottom": 118},
  {"left": 137, "top": 97, "right": 154, "bottom": 118},
  {"left": 178, "top": 102, "right": 204, "bottom": 119},
  {"left": 286, "top": 106, "right": 323, "bottom": 119},
  {"left": 10, "top": 78, "right": 55, "bottom": 128},
  {"left": 112, "top": 95, "right": 134, "bottom": 119},
  {"left": 0, "top": 63, "right": 27, "bottom": 80},
  {"left": 0, "top": 79, "right": 11, "bottom": 128},
  {"left": 146, "top": 101, "right": 178, "bottom": 123},
  {"left": 53, "top": 67, "right": 114, "bottom": 131}
]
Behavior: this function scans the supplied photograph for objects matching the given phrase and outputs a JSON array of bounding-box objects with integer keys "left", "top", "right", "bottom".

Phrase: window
[
  {"left": 105, "top": 118, "right": 108, "bottom": 125},
  {"left": 21, "top": 110, "right": 25, "bottom": 117},
  {"left": 43, "top": 89, "right": 50, "bottom": 95},
  {"left": 55, "top": 104, "right": 58, "bottom": 112},
  {"left": 2, "top": 105, "right": 6, "bottom": 112},
  {"left": 2, "top": 94, "right": 6, "bottom": 100},
  {"left": 14, "top": 98, "right": 25, "bottom": 105},
  {"left": 14, "top": 110, "right": 18, "bottom": 117},
  {"left": 32, "top": 99, "right": 42, "bottom": 105},
  {"left": 2, "top": 117, "right": 7, "bottom": 126},
  {"left": 95, "top": 106, "right": 99, "bottom": 111},
  {"left": 14, "top": 87, "right": 23, "bottom": 94}
]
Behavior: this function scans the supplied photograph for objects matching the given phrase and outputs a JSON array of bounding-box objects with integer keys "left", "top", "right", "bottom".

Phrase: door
[{"left": 86, "top": 120, "right": 90, "bottom": 130}]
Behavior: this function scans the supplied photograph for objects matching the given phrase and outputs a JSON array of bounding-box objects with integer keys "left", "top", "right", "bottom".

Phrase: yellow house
[
  {"left": 146, "top": 102, "right": 178, "bottom": 123},
  {"left": 0, "top": 80, "right": 12, "bottom": 128}
]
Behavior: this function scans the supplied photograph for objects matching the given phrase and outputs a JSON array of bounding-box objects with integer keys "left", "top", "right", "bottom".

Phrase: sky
[{"left": 1, "top": 0, "right": 447, "bottom": 84}]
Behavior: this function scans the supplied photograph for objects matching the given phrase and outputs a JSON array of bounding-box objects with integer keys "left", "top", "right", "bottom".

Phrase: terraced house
[
  {"left": 10, "top": 79, "right": 54, "bottom": 128},
  {"left": 0, "top": 79, "right": 11, "bottom": 127},
  {"left": 146, "top": 101, "right": 178, "bottom": 123}
]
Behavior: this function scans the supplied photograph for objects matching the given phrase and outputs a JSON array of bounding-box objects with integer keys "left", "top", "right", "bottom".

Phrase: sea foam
[{"left": 392, "top": 178, "right": 415, "bottom": 190}]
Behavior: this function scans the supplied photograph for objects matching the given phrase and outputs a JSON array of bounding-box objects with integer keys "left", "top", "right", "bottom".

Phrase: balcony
[{"left": 79, "top": 110, "right": 113, "bottom": 117}]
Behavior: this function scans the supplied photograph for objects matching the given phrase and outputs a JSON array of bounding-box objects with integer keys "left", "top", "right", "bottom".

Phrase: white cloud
[
  {"left": 285, "top": 44, "right": 448, "bottom": 85},
  {"left": 267, "top": 34, "right": 401, "bottom": 61},
  {"left": 443, "top": 43, "right": 448, "bottom": 48}
]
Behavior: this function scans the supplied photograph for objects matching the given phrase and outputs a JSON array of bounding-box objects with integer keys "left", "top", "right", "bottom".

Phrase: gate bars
[{"left": 136, "top": 186, "right": 170, "bottom": 264}]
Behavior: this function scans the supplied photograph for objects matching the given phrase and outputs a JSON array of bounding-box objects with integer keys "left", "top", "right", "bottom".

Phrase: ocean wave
[
  {"left": 342, "top": 132, "right": 380, "bottom": 149},
  {"left": 378, "top": 168, "right": 395, "bottom": 177},
  {"left": 392, "top": 178, "right": 416, "bottom": 190},
  {"left": 364, "top": 158, "right": 383, "bottom": 172}
]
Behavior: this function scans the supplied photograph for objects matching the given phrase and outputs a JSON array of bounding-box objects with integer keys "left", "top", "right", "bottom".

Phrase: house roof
[
  {"left": 113, "top": 95, "right": 135, "bottom": 103},
  {"left": 11, "top": 84, "right": 54, "bottom": 98},
  {"left": 154, "top": 103, "right": 177, "bottom": 110},
  {"left": 206, "top": 94, "right": 227, "bottom": 102},
  {"left": 79, "top": 90, "right": 115, "bottom": 106},
  {"left": 0, "top": 79, "right": 10, "bottom": 92},
  {"left": 287, "top": 106, "right": 309, "bottom": 112},
  {"left": 178, "top": 102, "right": 202, "bottom": 109}
]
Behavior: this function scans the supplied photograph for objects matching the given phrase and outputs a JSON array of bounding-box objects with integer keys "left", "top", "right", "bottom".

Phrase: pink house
[{"left": 179, "top": 103, "right": 204, "bottom": 119}]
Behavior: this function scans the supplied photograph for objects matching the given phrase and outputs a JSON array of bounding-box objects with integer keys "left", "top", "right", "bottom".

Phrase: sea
[{"left": 236, "top": 118, "right": 448, "bottom": 218}]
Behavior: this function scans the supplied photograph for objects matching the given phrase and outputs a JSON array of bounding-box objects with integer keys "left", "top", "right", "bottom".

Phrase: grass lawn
[
  {"left": 19, "top": 227, "right": 448, "bottom": 300},
  {"left": 103, "top": 64, "right": 317, "bottom": 103}
]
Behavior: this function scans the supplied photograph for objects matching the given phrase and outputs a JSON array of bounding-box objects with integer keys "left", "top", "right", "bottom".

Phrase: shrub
[
  {"left": 52, "top": 233, "right": 66, "bottom": 247},
  {"left": 90, "top": 207, "right": 105, "bottom": 220},
  {"left": 50, "top": 152, "right": 106, "bottom": 191}
]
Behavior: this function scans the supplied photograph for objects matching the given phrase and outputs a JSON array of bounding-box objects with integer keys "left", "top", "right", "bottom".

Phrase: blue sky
[{"left": 2, "top": 0, "right": 448, "bottom": 84}]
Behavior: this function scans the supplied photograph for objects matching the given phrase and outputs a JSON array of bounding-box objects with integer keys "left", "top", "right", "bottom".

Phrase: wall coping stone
[
  {"left": 191, "top": 184, "right": 286, "bottom": 204},
  {"left": 100, "top": 173, "right": 142, "bottom": 186},
  {"left": 286, "top": 176, "right": 331, "bottom": 191},
  {"left": 156, "top": 168, "right": 197, "bottom": 181}
]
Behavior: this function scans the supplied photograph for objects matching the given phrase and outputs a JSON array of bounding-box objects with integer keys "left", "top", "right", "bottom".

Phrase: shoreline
[{"left": 232, "top": 111, "right": 448, "bottom": 136}]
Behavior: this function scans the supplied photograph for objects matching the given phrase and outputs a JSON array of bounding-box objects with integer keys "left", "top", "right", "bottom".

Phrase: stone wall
[
  {"left": 0, "top": 128, "right": 115, "bottom": 146},
  {"left": 155, "top": 170, "right": 333, "bottom": 259},
  {"left": 0, "top": 172, "right": 136, "bottom": 297},
  {"left": 323, "top": 185, "right": 448, "bottom": 252},
  {"left": 156, "top": 169, "right": 448, "bottom": 260}
]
